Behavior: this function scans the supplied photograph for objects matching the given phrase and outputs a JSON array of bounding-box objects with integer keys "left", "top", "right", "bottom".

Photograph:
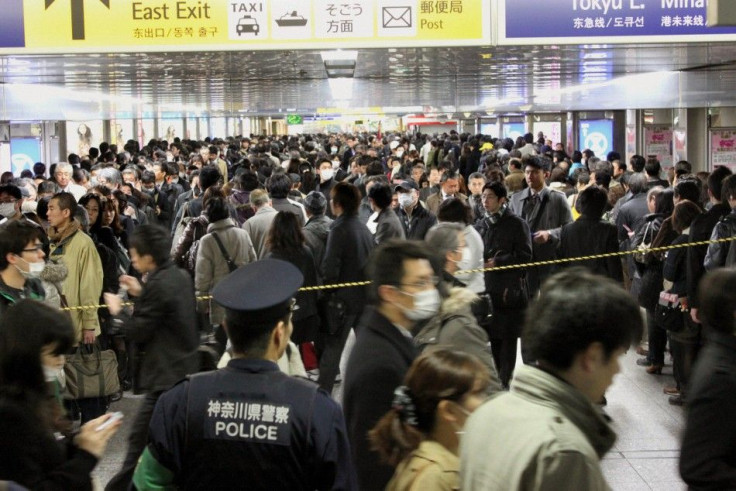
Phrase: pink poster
[
  {"left": 710, "top": 130, "right": 736, "bottom": 172},
  {"left": 644, "top": 126, "right": 673, "bottom": 169}
]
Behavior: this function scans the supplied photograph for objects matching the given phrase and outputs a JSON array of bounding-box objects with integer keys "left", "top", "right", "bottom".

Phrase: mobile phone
[{"left": 96, "top": 412, "right": 124, "bottom": 431}]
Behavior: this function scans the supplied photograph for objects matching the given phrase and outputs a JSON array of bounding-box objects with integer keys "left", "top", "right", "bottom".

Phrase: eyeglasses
[
  {"left": 22, "top": 245, "right": 44, "bottom": 253},
  {"left": 399, "top": 276, "right": 439, "bottom": 290}
]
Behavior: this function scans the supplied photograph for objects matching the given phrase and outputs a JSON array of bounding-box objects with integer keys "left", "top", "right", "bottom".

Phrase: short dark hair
[
  {"left": 645, "top": 158, "right": 661, "bottom": 177},
  {"left": 331, "top": 182, "right": 361, "bottom": 216},
  {"left": 437, "top": 197, "right": 473, "bottom": 225},
  {"left": 266, "top": 173, "right": 292, "bottom": 199},
  {"left": 630, "top": 154, "right": 646, "bottom": 173},
  {"left": 0, "top": 221, "right": 43, "bottom": 270},
  {"left": 698, "top": 269, "right": 736, "bottom": 334},
  {"left": 367, "top": 240, "right": 432, "bottom": 305},
  {"left": 50, "top": 192, "right": 77, "bottom": 214},
  {"left": 367, "top": 183, "right": 393, "bottom": 210},
  {"left": 225, "top": 309, "right": 290, "bottom": 358},
  {"left": 199, "top": 166, "right": 221, "bottom": 192},
  {"left": 128, "top": 224, "right": 171, "bottom": 267},
  {"left": 236, "top": 170, "right": 259, "bottom": 191},
  {"left": 673, "top": 178, "right": 701, "bottom": 204},
  {"left": 576, "top": 186, "right": 608, "bottom": 219},
  {"left": 709, "top": 166, "right": 733, "bottom": 202},
  {"left": 523, "top": 268, "right": 641, "bottom": 370},
  {"left": 674, "top": 160, "right": 692, "bottom": 177},
  {"left": 482, "top": 181, "right": 508, "bottom": 200},
  {"left": 593, "top": 171, "right": 611, "bottom": 189},
  {"left": 721, "top": 174, "right": 736, "bottom": 205},
  {"left": 0, "top": 185, "right": 22, "bottom": 201}
]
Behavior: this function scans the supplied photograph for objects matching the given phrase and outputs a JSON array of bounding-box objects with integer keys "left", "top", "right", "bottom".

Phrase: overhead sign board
[
  {"left": 499, "top": 0, "right": 736, "bottom": 45},
  {"left": 0, "top": 0, "right": 490, "bottom": 54}
]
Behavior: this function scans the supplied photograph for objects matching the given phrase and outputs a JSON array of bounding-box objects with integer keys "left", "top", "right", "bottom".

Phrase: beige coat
[
  {"left": 194, "top": 218, "right": 256, "bottom": 325},
  {"left": 387, "top": 440, "right": 459, "bottom": 491},
  {"left": 49, "top": 228, "right": 103, "bottom": 342},
  {"left": 461, "top": 365, "right": 616, "bottom": 490}
]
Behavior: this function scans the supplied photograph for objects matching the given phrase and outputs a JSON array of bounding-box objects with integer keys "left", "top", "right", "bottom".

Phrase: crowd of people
[{"left": 0, "top": 129, "right": 734, "bottom": 490}]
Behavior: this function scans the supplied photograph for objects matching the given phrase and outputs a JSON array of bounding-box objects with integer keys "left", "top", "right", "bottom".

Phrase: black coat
[
  {"left": 321, "top": 214, "right": 374, "bottom": 315},
  {"left": 397, "top": 202, "right": 437, "bottom": 241},
  {"left": 344, "top": 307, "right": 418, "bottom": 491},
  {"left": 680, "top": 330, "right": 736, "bottom": 490},
  {"left": 559, "top": 216, "right": 622, "bottom": 283},
  {"left": 0, "top": 395, "right": 97, "bottom": 490},
  {"left": 119, "top": 261, "right": 200, "bottom": 394},
  {"left": 475, "top": 208, "right": 532, "bottom": 339},
  {"left": 687, "top": 204, "right": 731, "bottom": 308}
]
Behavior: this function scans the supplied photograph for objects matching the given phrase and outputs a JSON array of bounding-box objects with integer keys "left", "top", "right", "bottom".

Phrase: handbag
[
  {"left": 63, "top": 343, "right": 120, "bottom": 400},
  {"left": 212, "top": 231, "right": 238, "bottom": 273},
  {"left": 654, "top": 291, "right": 684, "bottom": 332}
]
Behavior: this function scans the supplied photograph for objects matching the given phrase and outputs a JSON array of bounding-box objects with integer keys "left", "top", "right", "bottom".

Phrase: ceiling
[{"left": 1, "top": 42, "right": 736, "bottom": 120}]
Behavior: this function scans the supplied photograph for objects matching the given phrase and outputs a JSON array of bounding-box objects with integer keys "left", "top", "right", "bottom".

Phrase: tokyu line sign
[{"left": 0, "top": 0, "right": 490, "bottom": 54}]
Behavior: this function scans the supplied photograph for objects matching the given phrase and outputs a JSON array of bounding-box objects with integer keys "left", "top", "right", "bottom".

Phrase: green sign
[{"left": 286, "top": 114, "right": 303, "bottom": 125}]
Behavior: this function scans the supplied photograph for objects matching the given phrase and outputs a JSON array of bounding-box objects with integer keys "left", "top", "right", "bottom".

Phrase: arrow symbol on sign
[{"left": 45, "top": 0, "right": 110, "bottom": 41}]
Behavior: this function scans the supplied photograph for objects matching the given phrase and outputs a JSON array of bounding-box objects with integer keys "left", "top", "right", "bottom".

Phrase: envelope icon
[{"left": 383, "top": 6, "right": 412, "bottom": 28}]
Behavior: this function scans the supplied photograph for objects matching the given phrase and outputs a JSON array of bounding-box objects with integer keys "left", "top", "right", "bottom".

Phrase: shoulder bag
[
  {"left": 212, "top": 232, "right": 238, "bottom": 273},
  {"left": 63, "top": 342, "right": 119, "bottom": 400}
]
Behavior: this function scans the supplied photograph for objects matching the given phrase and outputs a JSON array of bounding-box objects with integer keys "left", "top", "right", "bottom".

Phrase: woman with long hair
[
  {"left": 0, "top": 300, "right": 121, "bottom": 489},
  {"left": 266, "top": 211, "right": 321, "bottom": 366},
  {"left": 369, "top": 350, "right": 490, "bottom": 491}
]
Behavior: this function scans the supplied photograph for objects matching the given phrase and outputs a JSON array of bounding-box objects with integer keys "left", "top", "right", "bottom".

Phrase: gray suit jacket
[
  {"left": 372, "top": 207, "right": 406, "bottom": 245},
  {"left": 509, "top": 186, "right": 572, "bottom": 261},
  {"left": 242, "top": 205, "right": 278, "bottom": 259}
]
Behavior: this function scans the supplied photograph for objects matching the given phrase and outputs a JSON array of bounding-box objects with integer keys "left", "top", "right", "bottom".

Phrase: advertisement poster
[
  {"left": 138, "top": 119, "right": 155, "bottom": 148},
  {"left": 578, "top": 120, "right": 613, "bottom": 159},
  {"left": 502, "top": 123, "right": 525, "bottom": 141},
  {"left": 532, "top": 122, "right": 562, "bottom": 146},
  {"left": 644, "top": 126, "right": 673, "bottom": 169},
  {"left": 10, "top": 137, "right": 41, "bottom": 175},
  {"left": 65, "top": 120, "right": 103, "bottom": 158},
  {"left": 710, "top": 129, "right": 736, "bottom": 173},
  {"left": 626, "top": 124, "right": 637, "bottom": 164},
  {"left": 110, "top": 119, "right": 134, "bottom": 149},
  {"left": 480, "top": 122, "right": 500, "bottom": 138},
  {"left": 673, "top": 129, "right": 686, "bottom": 164}
]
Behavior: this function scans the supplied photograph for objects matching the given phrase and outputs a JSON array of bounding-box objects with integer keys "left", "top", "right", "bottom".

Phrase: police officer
[{"left": 132, "top": 259, "right": 357, "bottom": 490}]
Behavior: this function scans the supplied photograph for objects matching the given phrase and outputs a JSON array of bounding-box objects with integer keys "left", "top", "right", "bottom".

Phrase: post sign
[
  {"left": 499, "top": 0, "right": 736, "bottom": 45},
  {"left": 0, "top": 0, "right": 490, "bottom": 54}
]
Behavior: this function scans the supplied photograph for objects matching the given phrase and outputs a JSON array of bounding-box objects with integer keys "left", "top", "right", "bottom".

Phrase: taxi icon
[{"left": 237, "top": 15, "right": 260, "bottom": 36}]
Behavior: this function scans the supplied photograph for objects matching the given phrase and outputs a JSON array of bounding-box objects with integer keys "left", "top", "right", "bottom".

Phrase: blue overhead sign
[
  {"left": 499, "top": 0, "right": 736, "bottom": 44},
  {"left": 578, "top": 120, "right": 613, "bottom": 159},
  {"left": 0, "top": 0, "right": 25, "bottom": 48}
]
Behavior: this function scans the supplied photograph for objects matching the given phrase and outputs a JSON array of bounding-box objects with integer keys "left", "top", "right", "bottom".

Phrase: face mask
[
  {"left": 15, "top": 256, "right": 45, "bottom": 278},
  {"left": 396, "top": 149, "right": 404, "bottom": 158},
  {"left": 332, "top": 160, "right": 341, "bottom": 169},
  {"left": 398, "top": 192, "right": 414, "bottom": 209},
  {"left": 143, "top": 187, "right": 155, "bottom": 196},
  {"left": 43, "top": 365, "right": 63, "bottom": 383},
  {"left": 399, "top": 288, "right": 441, "bottom": 321},
  {"left": 460, "top": 247, "right": 471, "bottom": 265},
  {"left": 331, "top": 146, "right": 338, "bottom": 154},
  {"left": 321, "top": 169, "right": 334, "bottom": 181},
  {"left": 451, "top": 402, "right": 472, "bottom": 435},
  {"left": 0, "top": 202, "right": 16, "bottom": 217}
]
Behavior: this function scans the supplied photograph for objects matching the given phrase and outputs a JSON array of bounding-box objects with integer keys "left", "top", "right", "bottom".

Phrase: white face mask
[
  {"left": 398, "top": 192, "right": 414, "bottom": 209},
  {"left": 331, "top": 146, "right": 338, "bottom": 154},
  {"left": 321, "top": 168, "right": 334, "bottom": 181},
  {"left": 15, "top": 256, "right": 45, "bottom": 279},
  {"left": 396, "top": 149, "right": 404, "bottom": 158},
  {"left": 458, "top": 247, "right": 472, "bottom": 267},
  {"left": 399, "top": 288, "right": 442, "bottom": 321},
  {"left": 43, "top": 365, "right": 63, "bottom": 383},
  {"left": 0, "top": 202, "right": 16, "bottom": 217}
]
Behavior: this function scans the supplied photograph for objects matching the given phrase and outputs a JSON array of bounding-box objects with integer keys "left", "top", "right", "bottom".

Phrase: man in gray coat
[
  {"left": 302, "top": 191, "right": 332, "bottom": 270},
  {"left": 242, "top": 189, "right": 278, "bottom": 259},
  {"left": 508, "top": 155, "right": 572, "bottom": 295}
]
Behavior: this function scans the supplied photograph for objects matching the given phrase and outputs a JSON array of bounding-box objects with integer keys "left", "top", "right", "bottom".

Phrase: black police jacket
[{"left": 146, "top": 358, "right": 356, "bottom": 490}]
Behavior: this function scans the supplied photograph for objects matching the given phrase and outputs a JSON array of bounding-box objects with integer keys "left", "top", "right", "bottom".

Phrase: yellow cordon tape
[{"left": 60, "top": 236, "right": 736, "bottom": 312}]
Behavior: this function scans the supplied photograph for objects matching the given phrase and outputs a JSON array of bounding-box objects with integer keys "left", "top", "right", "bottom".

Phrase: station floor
[{"left": 92, "top": 348, "right": 687, "bottom": 490}]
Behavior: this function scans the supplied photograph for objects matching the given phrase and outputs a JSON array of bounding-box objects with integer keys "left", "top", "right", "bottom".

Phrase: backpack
[{"left": 182, "top": 218, "right": 209, "bottom": 277}]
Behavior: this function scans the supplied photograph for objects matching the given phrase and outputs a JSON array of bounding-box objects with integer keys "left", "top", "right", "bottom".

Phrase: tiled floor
[{"left": 93, "top": 350, "right": 687, "bottom": 490}]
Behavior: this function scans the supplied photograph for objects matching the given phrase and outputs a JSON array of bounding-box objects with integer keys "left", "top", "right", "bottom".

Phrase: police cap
[{"left": 213, "top": 259, "right": 304, "bottom": 323}]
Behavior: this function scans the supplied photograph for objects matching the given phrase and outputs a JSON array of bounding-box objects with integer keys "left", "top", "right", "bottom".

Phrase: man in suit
[
  {"left": 426, "top": 170, "right": 468, "bottom": 216},
  {"left": 344, "top": 240, "right": 436, "bottom": 491},
  {"left": 508, "top": 155, "right": 572, "bottom": 295}
]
